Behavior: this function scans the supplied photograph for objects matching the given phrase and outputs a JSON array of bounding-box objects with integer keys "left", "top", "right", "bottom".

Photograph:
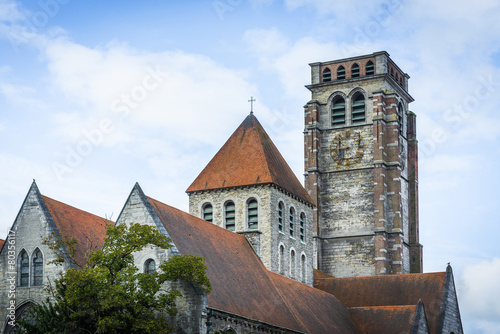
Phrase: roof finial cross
[{"left": 248, "top": 96, "right": 256, "bottom": 114}]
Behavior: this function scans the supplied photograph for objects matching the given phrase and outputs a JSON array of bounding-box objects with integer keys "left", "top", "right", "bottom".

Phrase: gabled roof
[
  {"left": 145, "top": 194, "right": 359, "bottom": 334},
  {"left": 314, "top": 270, "right": 447, "bottom": 334},
  {"left": 42, "top": 195, "right": 111, "bottom": 266},
  {"left": 186, "top": 113, "right": 314, "bottom": 205}
]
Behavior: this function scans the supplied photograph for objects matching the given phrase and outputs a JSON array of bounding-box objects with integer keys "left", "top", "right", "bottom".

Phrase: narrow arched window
[
  {"left": 278, "top": 202, "right": 284, "bottom": 232},
  {"left": 301, "top": 254, "right": 306, "bottom": 283},
  {"left": 331, "top": 97, "right": 346, "bottom": 126},
  {"left": 300, "top": 213, "right": 305, "bottom": 242},
  {"left": 290, "top": 250, "right": 296, "bottom": 279},
  {"left": 248, "top": 199, "right": 258, "bottom": 229},
  {"left": 337, "top": 66, "right": 345, "bottom": 80},
  {"left": 390, "top": 67, "right": 394, "bottom": 77},
  {"left": 225, "top": 201, "right": 235, "bottom": 231},
  {"left": 398, "top": 103, "right": 404, "bottom": 135},
  {"left": 19, "top": 250, "right": 29, "bottom": 287},
  {"left": 322, "top": 68, "right": 331, "bottom": 82},
  {"left": 366, "top": 61, "right": 374, "bottom": 75},
  {"left": 32, "top": 249, "right": 43, "bottom": 286},
  {"left": 144, "top": 259, "right": 156, "bottom": 274},
  {"left": 351, "top": 63, "right": 360, "bottom": 77},
  {"left": 289, "top": 207, "right": 295, "bottom": 238},
  {"left": 352, "top": 93, "right": 365, "bottom": 123},
  {"left": 202, "top": 203, "right": 213, "bottom": 222},
  {"left": 279, "top": 245, "right": 285, "bottom": 275}
]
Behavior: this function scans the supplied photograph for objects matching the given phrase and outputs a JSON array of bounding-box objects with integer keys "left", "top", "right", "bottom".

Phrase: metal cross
[{"left": 248, "top": 96, "right": 256, "bottom": 113}]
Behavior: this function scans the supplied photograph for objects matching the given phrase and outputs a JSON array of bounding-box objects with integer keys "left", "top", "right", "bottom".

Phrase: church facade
[{"left": 0, "top": 52, "right": 462, "bottom": 333}]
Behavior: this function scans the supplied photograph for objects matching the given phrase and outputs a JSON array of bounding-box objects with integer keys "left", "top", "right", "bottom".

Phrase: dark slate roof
[
  {"left": 314, "top": 271, "right": 446, "bottom": 334},
  {"left": 348, "top": 305, "right": 417, "bottom": 334},
  {"left": 186, "top": 113, "right": 314, "bottom": 205},
  {"left": 42, "top": 195, "right": 111, "bottom": 266},
  {"left": 146, "top": 195, "right": 359, "bottom": 334}
]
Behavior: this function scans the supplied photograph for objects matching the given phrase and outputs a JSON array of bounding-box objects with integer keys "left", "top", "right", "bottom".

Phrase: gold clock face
[{"left": 329, "top": 130, "right": 365, "bottom": 167}]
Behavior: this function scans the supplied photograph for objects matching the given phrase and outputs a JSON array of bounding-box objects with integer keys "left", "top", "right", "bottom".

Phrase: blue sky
[{"left": 1, "top": 0, "right": 500, "bottom": 332}]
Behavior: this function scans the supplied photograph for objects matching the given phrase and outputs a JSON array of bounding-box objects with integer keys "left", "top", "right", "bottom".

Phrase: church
[{"left": 0, "top": 52, "right": 463, "bottom": 333}]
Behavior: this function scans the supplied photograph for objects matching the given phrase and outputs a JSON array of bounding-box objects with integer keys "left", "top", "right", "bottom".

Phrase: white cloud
[{"left": 459, "top": 258, "right": 500, "bottom": 322}]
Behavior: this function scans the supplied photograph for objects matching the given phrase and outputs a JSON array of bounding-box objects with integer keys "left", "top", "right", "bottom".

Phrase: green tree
[{"left": 17, "top": 223, "right": 211, "bottom": 334}]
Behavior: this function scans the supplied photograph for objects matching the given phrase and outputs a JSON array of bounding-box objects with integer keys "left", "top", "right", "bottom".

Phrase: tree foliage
[{"left": 18, "top": 223, "right": 211, "bottom": 334}]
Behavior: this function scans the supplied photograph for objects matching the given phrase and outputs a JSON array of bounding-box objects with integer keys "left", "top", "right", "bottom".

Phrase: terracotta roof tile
[
  {"left": 147, "top": 195, "right": 359, "bottom": 334},
  {"left": 348, "top": 305, "right": 417, "bottom": 334},
  {"left": 42, "top": 195, "right": 111, "bottom": 266},
  {"left": 186, "top": 113, "right": 313, "bottom": 205},
  {"left": 0, "top": 239, "right": 4, "bottom": 250},
  {"left": 314, "top": 271, "right": 445, "bottom": 334}
]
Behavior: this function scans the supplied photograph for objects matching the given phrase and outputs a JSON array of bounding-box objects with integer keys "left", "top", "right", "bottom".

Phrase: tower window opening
[
  {"left": 248, "top": 199, "right": 258, "bottom": 229},
  {"left": 352, "top": 93, "right": 366, "bottom": 123},
  {"left": 398, "top": 103, "right": 404, "bottom": 135},
  {"left": 366, "top": 61, "right": 374, "bottom": 75},
  {"left": 300, "top": 213, "right": 305, "bottom": 242},
  {"left": 279, "top": 245, "right": 285, "bottom": 275},
  {"left": 337, "top": 66, "right": 345, "bottom": 80},
  {"left": 290, "top": 250, "right": 296, "bottom": 278},
  {"left": 144, "top": 259, "right": 156, "bottom": 274},
  {"left": 278, "top": 202, "right": 284, "bottom": 232},
  {"left": 331, "top": 97, "right": 346, "bottom": 126},
  {"left": 202, "top": 203, "right": 213, "bottom": 222},
  {"left": 289, "top": 207, "right": 295, "bottom": 238},
  {"left": 301, "top": 254, "right": 306, "bottom": 283},
  {"left": 225, "top": 201, "right": 236, "bottom": 231},
  {"left": 351, "top": 63, "right": 360, "bottom": 77},
  {"left": 322, "top": 68, "right": 331, "bottom": 82}
]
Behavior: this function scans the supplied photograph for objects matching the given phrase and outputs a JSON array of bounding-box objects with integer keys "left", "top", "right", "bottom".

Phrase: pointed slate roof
[
  {"left": 144, "top": 193, "right": 359, "bottom": 334},
  {"left": 186, "top": 113, "right": 314, "bottom": 205}
]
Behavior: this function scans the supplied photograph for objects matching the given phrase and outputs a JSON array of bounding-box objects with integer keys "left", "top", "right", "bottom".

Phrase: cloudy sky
[{"left": 1, "top": 0, "right": 499, "bottom": 332}]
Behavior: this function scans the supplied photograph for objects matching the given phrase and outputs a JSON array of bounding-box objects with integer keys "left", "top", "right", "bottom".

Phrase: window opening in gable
[
  {"left": 19, "top": 250, "right": 29, "bottom": 287},
  {"left": 32, "top": 249, "right": 43, "bottom": 286},
  {"left": 144, "top": 259, "right": 156, "bottom": 274}
]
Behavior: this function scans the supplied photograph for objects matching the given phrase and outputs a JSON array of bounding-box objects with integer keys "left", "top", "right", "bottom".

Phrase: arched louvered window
[
  {"left": 366, "top": 61, "right": 374, "bottom": 75},
  {"left": 19, "top": 250, "right": 29, "bottom": 287},
  {"left": 144, "top": 259, "right": 156, "bottom": 274},
  {"left": 225, "top": 201, "right": 235, "bottom": 231},
  {"left": 322, "top": 68, "right": 331, "bottom": 82},
  {"left": 390, "top": 67, "right": 394, "bottom": 77},
  {"left": 351, "top": 63, "right": 360, "bottom": 77},
  {"left": 337, "top": 66, "right": 345, "bottom": 80},
  {"left": 32, "top": 249, "right": 43, "bottom": 286},
  {"left": 300, "top": 213, "right": 305, "bottom": 242},
  {"left": 352, "top": 93, "right": 366, "bottom": 123},
  {"left": 247, "top": 199, "right": 258, "bottom": 229},
  {"left": 331, "top": 96, "right": 346, "bottom": 126},
  {"left": 278, "top": 202, "right": 284, "bottom": 232},
  {"left": 398, "top": 103, "right": 404, "bottom": 135},
  {"left": 202, "top": 203, "right": 213, "bottom": 222},
  {"left": 289, "top": 207, "right": 295, "bottom": 238}
]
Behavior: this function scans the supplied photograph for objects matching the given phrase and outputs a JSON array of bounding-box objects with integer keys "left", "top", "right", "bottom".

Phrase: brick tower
[{"left": 304, "top": 51, "right": 422, "bottom": 277}]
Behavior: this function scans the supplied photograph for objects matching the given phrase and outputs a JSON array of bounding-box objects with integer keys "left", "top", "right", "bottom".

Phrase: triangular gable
[
  {"left": 186, "top": 113, "right": 314, "bottom": 205},
  {"left": 115, "top": 183, "right": 180, "bottom": 256},
  {"left": 146, "top": 195, "right": 359, "bottom": 334},
  {"left": 436, "top": 265, "right": 464, "bottom": 334},
  {"left": 314, "top": 270, "right": 447, "bottom": 334}
]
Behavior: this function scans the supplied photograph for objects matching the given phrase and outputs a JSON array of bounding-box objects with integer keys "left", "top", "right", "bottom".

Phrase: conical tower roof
[{"left": 187, "top": 113, "right": 313, "bottom": 205}]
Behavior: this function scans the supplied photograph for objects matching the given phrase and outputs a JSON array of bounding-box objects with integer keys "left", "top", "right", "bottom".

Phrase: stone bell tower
[{"left": 304, "top": 51, "right": 422, "bottom": 277}]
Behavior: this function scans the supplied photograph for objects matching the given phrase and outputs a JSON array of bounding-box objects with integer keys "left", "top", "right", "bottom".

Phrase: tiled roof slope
[
  {"left": 147, "top": 196, "right": 359, "bottom": 334},
  {"left": 314, "top": 271, "right": 446, "bottom": 334},
  {"left": 42, "top": 195, "right": 111, "bottom": 266},
  {"left": 0, "top": 239, "right": 4, "bottom": 250},
  {"left": 186, "top": 113, "right": 314, "bottom": 205},
  {"left": 348, "top": 305, "right": 418, "bottom": 334}
]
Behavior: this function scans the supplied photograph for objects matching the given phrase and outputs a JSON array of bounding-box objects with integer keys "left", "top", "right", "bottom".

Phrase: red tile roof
[
  {"left": 186, "top": 113, "right": 314, "bottom": 205},
  {"left": 314, "top": 271, "right": 446, "bottom": 334},
  {"left": 42, "top": 195, "right": 111, "bottom": 266},
  {"left": 348, "top": 305, "right": 417, "bottom": 334},
  {"left": 146, "top": 195, "right": 359, "bottom": 334},
  {"left": 0, "top": 239, "right": 4, "bottom": 250}
]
